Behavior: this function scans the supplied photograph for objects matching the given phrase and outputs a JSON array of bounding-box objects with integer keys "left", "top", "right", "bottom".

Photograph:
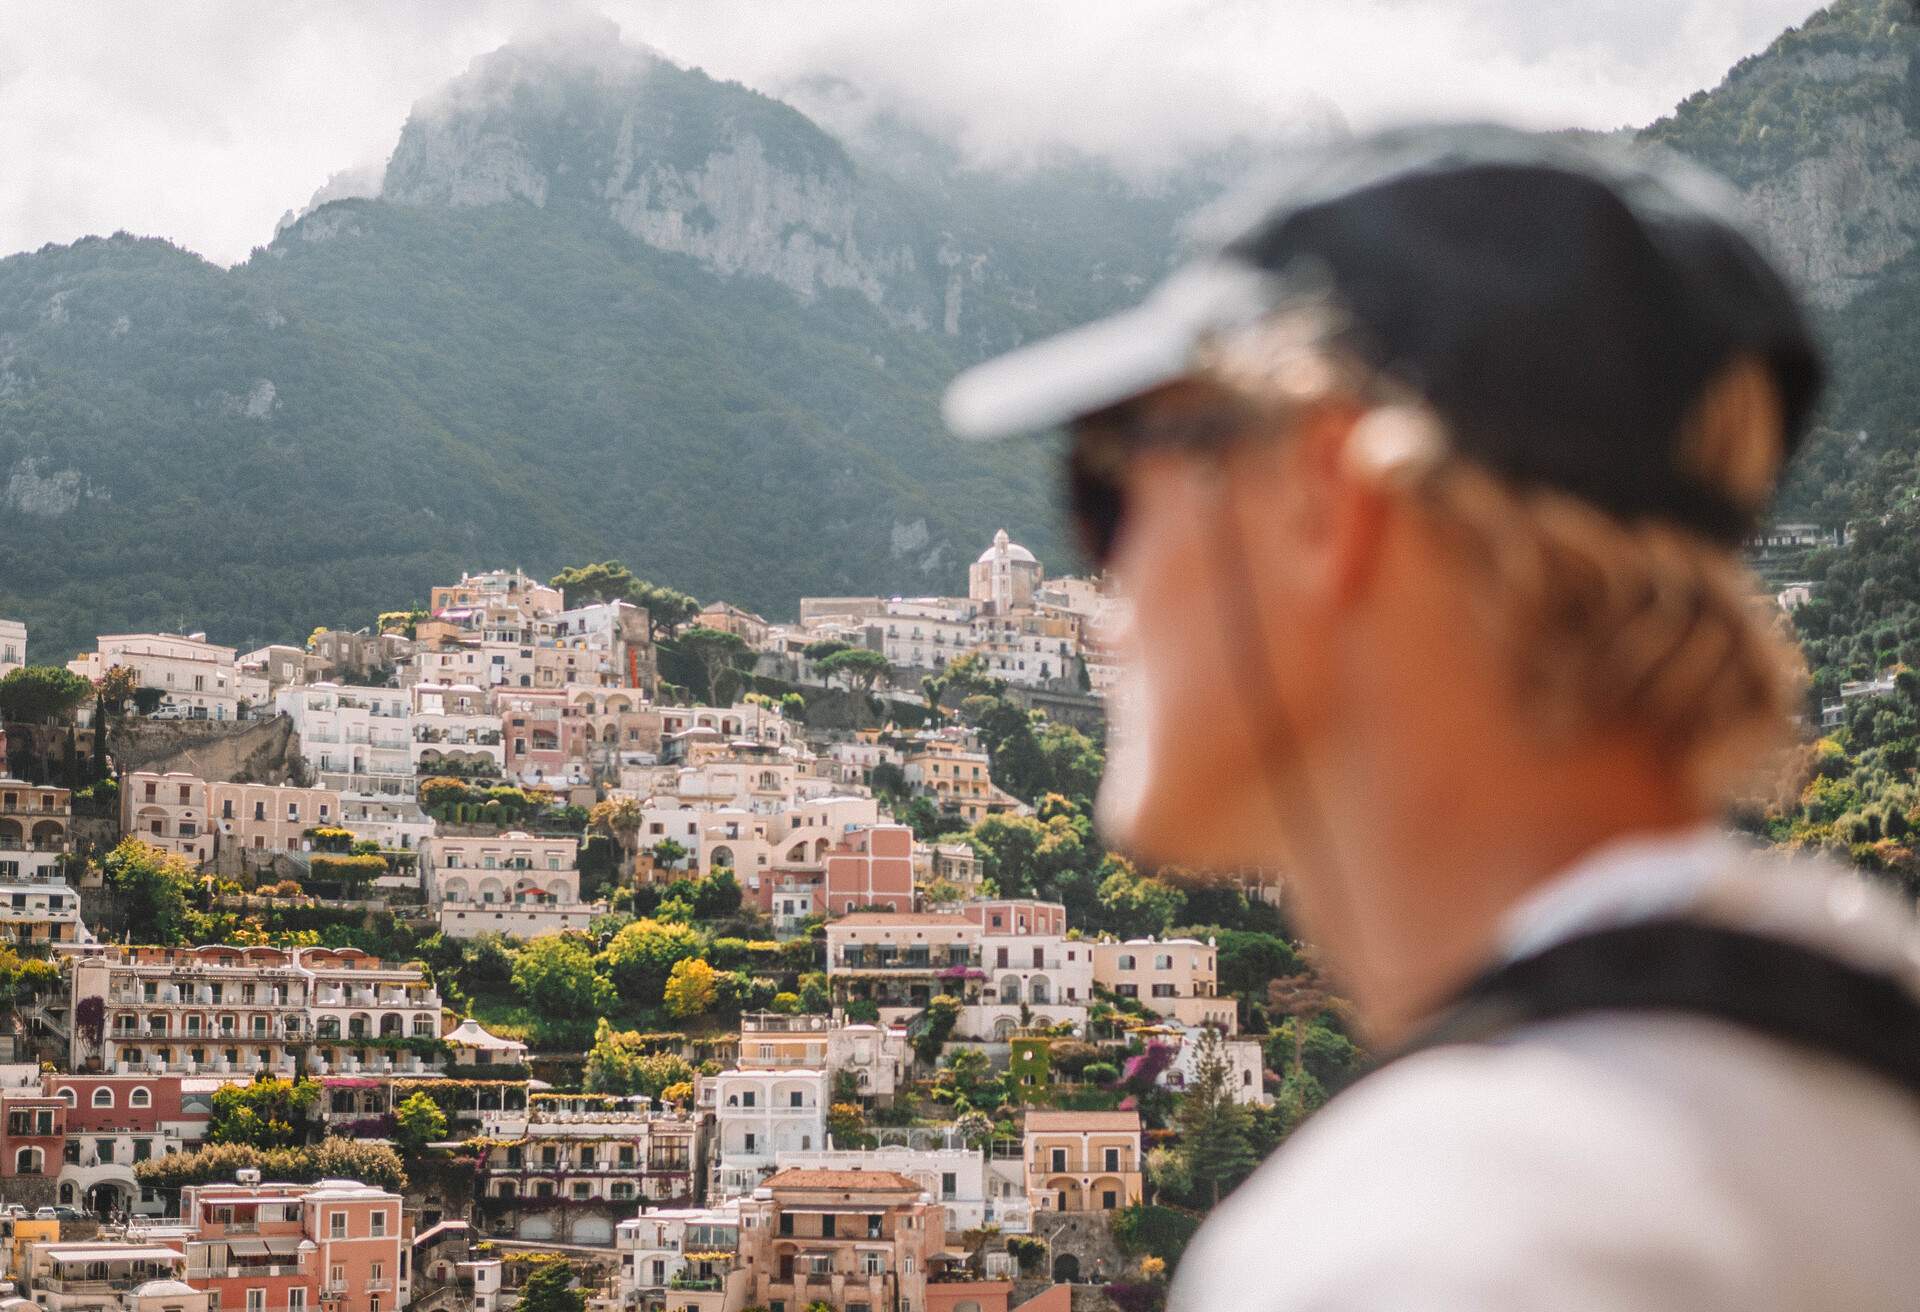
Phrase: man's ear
[{"left": 1280, "top": 402, "right": 1392, "bottom": 608}]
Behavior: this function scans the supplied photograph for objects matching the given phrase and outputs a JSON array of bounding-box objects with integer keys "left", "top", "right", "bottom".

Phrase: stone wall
[{"left": 108, "top": 714, "right": 303, "bottom": 784}]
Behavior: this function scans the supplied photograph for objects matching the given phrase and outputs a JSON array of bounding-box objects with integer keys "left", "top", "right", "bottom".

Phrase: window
[
  {"left": 1104, "top": 1147, "right": 1121, "bottom": 1171},
  {"left": 867, "top": 1213, "right": 882, "bottom": 1238},
  {"left": 1151, "top": 983, "right": 1176, "bottom": 999},
  {"left": 56, "top": 1087, "right": 75, "bottom": 1106},
  {"left": 1117, "top": 954, "right": 1135, "bottom": 971},
  {"left": 92, "top": 1087, "right": 113, "bottom": 1108},
  {"left": 1050, "top": 1148, "right": 1067, "bottom": 1172},
  {"left": 1154, "top": 953, "right": 1173, "bottom": 970},
  {"left": 370, "top": 1209, "right": 387, "bottom": 1237},
  {"left": 97, "top": 1139, "right": 115, "bottom": 1164},
  {"left": 789, "top": 1090, "right": 804, "bottom": 1108},
  {"left": 861, "top": 1251, "right": 882, "bottom": 1274},
  {"left": 14, "top": 1147, "right": 40, "bottom": 1174},
  {"left": 941, "top": 1172, "right": 957, "bottom": 1199},
  {"left": 289, "top": 1291, "right": 305, "bottom": 1312},
  {"left": 820, "top": 1214, "right": 835, "bottom": 1238},
  {"left": 328, "top": 1264, "right": 345, "bottom": 1291},
  {"left": 330, "top": 1211, "right": 347, "bottom": 1238},
  {"left": 130, "top": 1087, "right": 151, "bottom": 1108},
  {"left": 778, "top": 1213, "right": 794, "bottom": 1237},
  {"left": 246, "top": 1289, "right": 265, "bottom": 1312},
  {"left": 1103, "top": 1189, "right": 1119, "bottom": 1208}
]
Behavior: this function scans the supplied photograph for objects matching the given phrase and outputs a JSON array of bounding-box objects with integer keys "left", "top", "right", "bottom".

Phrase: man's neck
[{"left": 1294, "top": 742, "right": 1711, "bottom": 1047}]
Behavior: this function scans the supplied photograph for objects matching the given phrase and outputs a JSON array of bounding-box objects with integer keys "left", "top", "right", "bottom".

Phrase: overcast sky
[{"left": 0, "top": 0, "right": 1822, "bottom": 265}]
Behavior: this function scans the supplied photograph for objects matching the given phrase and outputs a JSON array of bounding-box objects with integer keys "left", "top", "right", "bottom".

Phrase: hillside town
[{"left": 0, "top": 533, "right": 1312, "bottom": 1312}]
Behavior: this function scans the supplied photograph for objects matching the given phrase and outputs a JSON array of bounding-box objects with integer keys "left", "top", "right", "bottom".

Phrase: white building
[
  {"left": 969, "top": 529, "right": 1043, "bottom": 613},
  {"left": 878, "top": 597, "right": 979, "bottom": 674},
  {"left": 424, "top": 830, "right": 599, "bottom": 941},
  {"left": 778, "top": 1142, "right": 1026, "bottom": 1232},
  {"left": 0, "top": 618, "right": 24, "bottom": 678},
  {"left": 615, "top": 1204, "right": 741, "bottom": 1305},
  {"left": 1155, "top": 1025, "right": 1271, "bottom": 1106},
  {"left": 409, "top": 683, "right": 505, "bottom": 776},
  {"left": 276, "top": 683, "right": 415, "bottom": 800},
  {"left": 698, "top": 1068, "right": 829, "bottom": 1200},
  {"left": 69, "top": 633, "right": 239, "bottom": 720}
]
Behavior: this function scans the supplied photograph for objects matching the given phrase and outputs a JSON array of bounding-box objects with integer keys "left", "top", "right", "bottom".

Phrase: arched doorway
[
  {"left": 1052, "top": 1253, "right": 1081, "bottom": 1283},
  {"left": 86, "top": 1180, "right": 128, "bottom": 1219}
]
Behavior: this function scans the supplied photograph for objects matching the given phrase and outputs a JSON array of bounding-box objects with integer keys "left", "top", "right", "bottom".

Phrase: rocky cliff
[{"left": 1643, "top": 0, "right": 1920, "bottom": 309}]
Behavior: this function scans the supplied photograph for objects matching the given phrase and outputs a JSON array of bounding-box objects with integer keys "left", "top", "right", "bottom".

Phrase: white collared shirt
[{"left": 1171, "top": 828, "right": 1920, "bottom": 1311}]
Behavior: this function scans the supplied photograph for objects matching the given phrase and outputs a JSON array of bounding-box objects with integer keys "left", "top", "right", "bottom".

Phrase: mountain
[
  {"left": 1639, "top": 0, "right": 1920, "bottom": 520},
  {"left": 4, "top": 5, "right": 1920, "bottom": 663},
  {"left": 0, "top": 24, "right": 1209, "bottom": 661}
]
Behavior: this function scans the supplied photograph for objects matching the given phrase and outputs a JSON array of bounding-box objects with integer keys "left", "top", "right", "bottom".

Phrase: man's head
[{"left": 945, "top": 126, "right": 1821, "bottom": 971}]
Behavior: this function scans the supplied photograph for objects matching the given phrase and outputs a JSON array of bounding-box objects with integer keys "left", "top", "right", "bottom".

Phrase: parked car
[
  {"left": 31, "top": 1208, "right": 55, "bottom": 1220},
  {"left": 50, "top": 1206, "right": 82, "bottom": 1220},
  {"left": 147, "top": 703, "right": 187, "bottom": 721},
  {"left": 0, "top": 1203, "right": 25, "bottom": 1218}
]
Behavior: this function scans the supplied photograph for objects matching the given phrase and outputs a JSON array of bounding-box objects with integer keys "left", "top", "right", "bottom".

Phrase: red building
[{"left": 822, "top": 825, "right": 914, "bottom": 915}]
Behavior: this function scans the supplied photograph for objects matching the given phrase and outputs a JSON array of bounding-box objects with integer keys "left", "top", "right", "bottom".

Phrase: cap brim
[
  {"left": 941, "top": 303, "right": 1195, "bottom": 442},
  {"left": 942, "top": 259, "right": 1284, "bottom": 441}
]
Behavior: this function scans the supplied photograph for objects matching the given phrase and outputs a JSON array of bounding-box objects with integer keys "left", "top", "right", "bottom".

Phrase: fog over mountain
[{"left": 0, "top": 0, "right": 1913, "bottom": 665}]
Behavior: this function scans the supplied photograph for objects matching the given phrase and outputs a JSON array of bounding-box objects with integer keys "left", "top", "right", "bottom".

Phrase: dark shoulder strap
[{"left": 1396, "top": 918, "right": 1920, "bottom": 1097}]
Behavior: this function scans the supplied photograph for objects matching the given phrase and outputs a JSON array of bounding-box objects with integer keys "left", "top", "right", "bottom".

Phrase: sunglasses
[{"left": 1064, "top": 398, "right": 1264, "bottom": 570}]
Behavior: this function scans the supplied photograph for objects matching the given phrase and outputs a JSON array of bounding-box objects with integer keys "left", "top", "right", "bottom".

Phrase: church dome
[{"left": 977, "top": 528, "right": 1037, "bottom": 566}]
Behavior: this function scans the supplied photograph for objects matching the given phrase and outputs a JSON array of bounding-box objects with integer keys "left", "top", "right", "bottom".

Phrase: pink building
[
  {"left": 176, "top": 1177, "right": 409, "bottom": 1312},
  {"left": 822, "top": 825, "right": 914, "bottom": 916},
  {"left": 961, "top": 900, "right": 1067, "bottom": 937}
]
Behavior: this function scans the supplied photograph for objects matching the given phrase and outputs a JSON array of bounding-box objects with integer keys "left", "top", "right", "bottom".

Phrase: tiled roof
[
  {"left": 1023, "top": 1110, "right": 1142, "bottom": 1132},
  {"left": 764, "top": 1168, "right": 922, "bottom": 1192}
]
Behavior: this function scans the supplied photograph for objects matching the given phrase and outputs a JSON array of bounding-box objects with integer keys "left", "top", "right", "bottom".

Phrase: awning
[{"left": 225, "top": 1239, "right": 269, "bottom": 1257}]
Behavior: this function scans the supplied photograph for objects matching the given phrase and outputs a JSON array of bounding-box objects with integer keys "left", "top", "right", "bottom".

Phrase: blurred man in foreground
[{"left": 944, "top": 126, "right": 1920, "bottom": 1308}]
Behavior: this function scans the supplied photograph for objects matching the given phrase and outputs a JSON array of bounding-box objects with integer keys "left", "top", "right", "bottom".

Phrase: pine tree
[{"left": 1174, "top": 1027, "right": 1259, "bottom": 1205}]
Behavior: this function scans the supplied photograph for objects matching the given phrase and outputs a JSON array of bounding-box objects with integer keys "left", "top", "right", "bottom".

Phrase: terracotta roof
[
  {"left": 764, "top": 1168, "right": 922, "bottom": 1193},
  {"left": 829, "top": 913, "right": 968, "bottom": 928},
  {"left": 1023, "top": 1110, "right": 1142, "bottom": 1132}
]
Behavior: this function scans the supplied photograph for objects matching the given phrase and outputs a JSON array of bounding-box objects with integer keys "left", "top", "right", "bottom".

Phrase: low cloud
[{"left": 0, "top": 0, "right": 1823, "bottom": 264}]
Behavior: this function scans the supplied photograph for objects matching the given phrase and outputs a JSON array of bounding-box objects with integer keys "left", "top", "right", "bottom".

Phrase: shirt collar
[{"left": 1496, "top": 823, "right": 1736, "bottom": 964}]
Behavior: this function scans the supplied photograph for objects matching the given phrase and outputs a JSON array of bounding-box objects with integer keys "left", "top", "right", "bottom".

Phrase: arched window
[
  {"left": 129, "top": 1087, "right": 152, "bottom": 1108},
  {"left": 14, "top": 1147, "right": 40, "bottom": 1175},
  {"left": 55, "top": 1087, "right": 75, "bottom": 1107},
  {"left": 92, "top": 1088, "right": 114, "bottom": 1108}
]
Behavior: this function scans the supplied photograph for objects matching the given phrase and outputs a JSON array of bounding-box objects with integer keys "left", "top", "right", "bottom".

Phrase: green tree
[
  {"left": 99, "top": 838, "right": 199, "bottom": 945},
  {"left": 511, "top": 935, "right": 613, "bottom": 1017},
  {"left": 0, "top": 666, "right": 93, "bottom": 724},
  {"left": 633, "top": 583, "right": 700, "bottom": 641},
  {"left": 1174, "top": 1028, "right": 1259, "bottom": 1204},
  {"left": 393, "top": 1091, "right": 449, "bottom": 1154},
  {"left": 663, "top": 957, "right": 720, "bottom": 1018},
  {"left": 209, "top": 1077, "right": 322, "bottom": 1149},
  {"left": 550, "top": 560, "right": 640, "bottom": 605},
  {"left": 649, "top": 838, "right": 690, "bottom": 870},
  {"left": 675, "top": 626, "right": 752, "bottom": 704},
  {"left": 601, "top": 917, "right": 704, "bottom": 1003},
  {"left": 517, "top": 1261, "right": 586, "bottom": 1312},
  {"left": 1097, "top": 858, "right": 1187, "bottom": 937},
  {"left": 779, "top": 692, "right": 808, "bottom": 723},
  {"left": 93, "top": 664, "right": 140, "bottom": 718},
  {"left": 582, "top": 1019, "right": 697, "bottom": 1096},
  {"left": 968, "top": 814, "right": 1047, "bottom": 897},
  {"left": 911, "top": 994, "right": 961, "bottom": 1064},
  {"left": 803, "top": 639, "right": 852, "bottom": 662},
  {"left": 815, "top": 647, "right": 890, "bottom": 694}
]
